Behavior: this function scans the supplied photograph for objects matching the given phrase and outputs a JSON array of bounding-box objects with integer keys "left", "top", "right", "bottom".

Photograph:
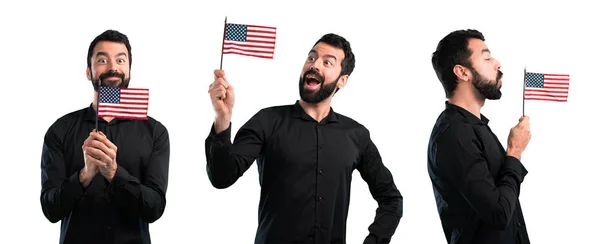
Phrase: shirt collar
[
  {"left": 292, "top": 100, "right": 340, "bottom": 123},
  {"left": 445, "top": 101, "right": 489, "bottom": 125}
]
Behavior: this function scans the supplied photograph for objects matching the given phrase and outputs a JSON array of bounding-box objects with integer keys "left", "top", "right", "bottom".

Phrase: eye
[
  {"left": 117, "top": 58, "right": 126, "bottom": 63},
  {"left": 97, "top": 58, "right": 107, "bottom": 63},
  {"left": 324, "top": 60, "right": 332, "bottom": 66}
]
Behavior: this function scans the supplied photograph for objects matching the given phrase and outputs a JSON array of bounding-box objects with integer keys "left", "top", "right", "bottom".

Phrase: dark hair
[
  {"left": 313, "top": 33, "right": 355, "bottom": 77},
  {"left": 431, "top": 29, "right": 485, "bottom": 98},
  {"left": 87, "top": 30, "right": 132, "bottom": 70}
]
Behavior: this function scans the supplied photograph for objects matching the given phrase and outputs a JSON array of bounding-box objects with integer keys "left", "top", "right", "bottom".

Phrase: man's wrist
[
  {"left": 506, "top": 148, "right": 522, "bottom": 160},
  {"left": 79, "top": 167, "right": 94, "bottom": 188},
  {"left": 214, "top": 116, "right": 231, "bottom": 133}
]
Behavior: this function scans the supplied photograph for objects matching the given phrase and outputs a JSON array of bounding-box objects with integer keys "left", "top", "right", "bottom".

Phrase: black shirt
[
  {"left": 427, "top": 102, "right": 529, "bottom": 244},
  {"left": 205, "top": 101, "right": 403, "bottom": 244},
  {"left": 40, "top": 104, "right": 170, "bottom": 244}
]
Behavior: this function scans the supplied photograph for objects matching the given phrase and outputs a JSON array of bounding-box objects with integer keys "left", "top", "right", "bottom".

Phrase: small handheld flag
[
  {"left": 97, "top": 86, "right": 149, "bottom": 121},
  {"left": 219, "top": 18, "right": 277, "bottom": 64},
  {"left": 524, "top": 71, "right": 570, "bottom": 102}
]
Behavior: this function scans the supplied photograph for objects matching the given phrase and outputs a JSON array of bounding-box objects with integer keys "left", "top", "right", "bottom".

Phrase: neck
[
  {"left": 93, "top": 91, "right": 115, "bottom": 122},
  {"left": 448, "top": 83, "right": 485, "bottom": 119},
  {"left": 299, "top": 98, "right": 332, "bottom": 122}
]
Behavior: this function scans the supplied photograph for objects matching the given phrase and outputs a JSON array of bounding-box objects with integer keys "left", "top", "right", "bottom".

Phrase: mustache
[
  {"left": 99, "top": 70, "right": 125, "bottom": 81},
  {"left": 302, "top": 69, "right": 324, "bottom": 83}
]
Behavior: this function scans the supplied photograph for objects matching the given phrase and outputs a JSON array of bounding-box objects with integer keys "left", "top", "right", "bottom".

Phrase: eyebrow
[
  {"left": 309, "top": 50, "right": 338, "bottom": 62},
  {"left": 482, "top": 48, "right": 491, "bottom": 54},
  {"left": 95, "top": 52, "right": 128, "bottom": 58}
]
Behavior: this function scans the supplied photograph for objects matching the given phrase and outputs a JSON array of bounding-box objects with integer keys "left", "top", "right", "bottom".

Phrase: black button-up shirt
[
  {"left": 427, "top": 102, "right": 529, "bottom": 244},
  {"left": 205, "top": 101, "right": 403, "bottom": 244},
  {"left": 40, "top": 105, "right": 170, "bottom": 244}
]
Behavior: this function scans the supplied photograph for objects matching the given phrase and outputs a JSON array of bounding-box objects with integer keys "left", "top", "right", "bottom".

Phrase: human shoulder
[
  {"left": 44, "top": 107, "right": 88, "bottom": 142},
  {"left": 259, "top": 103, "right": 295, "bottom": 115},
  {"left": 246, "top": 103, "right": 296, "bottom": 122},
  {"left": 47, "top": 107, "right": 88, "bottom": 131},
  {"left": 431, "top": 108, "right": 477, "bottom": 144},
  {"left": 142, "top": 115, "right": 169, "bottom": 139},
  {"left": 334, "top": 112, "right": 367, "bottom": 131}
]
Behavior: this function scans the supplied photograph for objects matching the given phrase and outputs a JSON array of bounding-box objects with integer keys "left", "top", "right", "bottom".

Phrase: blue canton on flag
[
  {"left": 225, "top": 24, "right": 248, "bottom": 42},
  {"left": 99, "top": 87, "right": 121, "bottom": 104},
  {"left": 525, "top": 73, "right": 544, "bottom": 88}
]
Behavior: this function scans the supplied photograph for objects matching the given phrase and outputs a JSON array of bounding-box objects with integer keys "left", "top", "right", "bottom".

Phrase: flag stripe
[
  {"left": 99, "top": 104, "right": 148, "bottom": 109},
  {"left": 222, "top": 50, "right": 274, "bottom": 58},
  {"left": 225, "top": 39, "right": 276, "bottom": 45},
  {"left": 527, "top": 97, "right": 567, "bottom": 102},
  {"left": 247, "top": 24, "right": 276, "bottom": 30},
  {"left": 96, "top": 113, "right": 149, "bottom": 119},
  {"left": 223, "top": 42, "right": 275, "bottom": 48},
  {"left": 223, "top": 46, "right": 276, "bottom": 54},
  {"left": 524, "top": 72, "right": 570, "bottom": 102}
]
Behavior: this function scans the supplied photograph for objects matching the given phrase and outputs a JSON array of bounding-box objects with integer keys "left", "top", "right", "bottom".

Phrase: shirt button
[
  {"left": 315, "top": 223, "right": 321, "bottom": 228},
  {"left": 318, "top": 145, "right": 323, "bottom": 149},
  {"left": 318, "top": 170, "right": 324, "bottom": 175},
  {"left": 107, "top": 226, "right": 111, "bottom": 230},
  {"left": 317, "top": 196, "right": 322, "bottom": 202},
  {"left": 518, "top": 222, "right": 522, "bottom": 227}
]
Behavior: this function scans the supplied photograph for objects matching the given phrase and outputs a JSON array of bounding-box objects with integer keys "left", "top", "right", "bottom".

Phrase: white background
[{"left": 0, "top": 0, "right": 598, "bottom": 243}]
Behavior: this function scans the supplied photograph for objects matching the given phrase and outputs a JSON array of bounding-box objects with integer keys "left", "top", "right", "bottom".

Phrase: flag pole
[
  {"left": 96, "top": 79, "right": 100, "bottom": 132},
  {"left": 522, "top": 66, "right": 526, "bottom": 117},
  {"left": 220, "top": 16, "right": 227, "bottom": 70}
]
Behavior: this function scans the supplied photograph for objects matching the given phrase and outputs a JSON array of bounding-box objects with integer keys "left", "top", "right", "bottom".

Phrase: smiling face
[
  {"left": 86, "top": 41, "right": 130, "bottom": 91},
  {"left": 298, "top": 42, "right": 348, "bottom": 103}
]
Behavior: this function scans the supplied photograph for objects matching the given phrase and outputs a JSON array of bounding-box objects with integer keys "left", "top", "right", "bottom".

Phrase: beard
[
  {"left": 91, "top": 70, "right": 130, "bottom": 91},
  {"left": 471, "top": 68, "right": 503, "bottom": 100},
  {"left": 298, "top": 69, "right": 340, "bottom": 104}
]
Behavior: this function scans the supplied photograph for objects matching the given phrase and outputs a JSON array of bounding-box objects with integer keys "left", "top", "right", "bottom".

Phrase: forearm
[
  {"left": 205, "top": 123, "right": 243, "bottom": 189},
  {"left": 364, "top": 190, "right": 403, "bottom": 244},
  {"left": 107, "top": 167, "right": 167, "bottom": 223},
  {"left": 484, "top": 155, "right": 527, "bottom": 229},
  {"left": 40, "top": 170, "right": 85, "bottom": 223}
]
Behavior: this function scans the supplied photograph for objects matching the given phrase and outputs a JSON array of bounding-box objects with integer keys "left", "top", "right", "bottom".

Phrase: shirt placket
[{"left": 314, "top": 123, "right": 325, "bottom": 243}]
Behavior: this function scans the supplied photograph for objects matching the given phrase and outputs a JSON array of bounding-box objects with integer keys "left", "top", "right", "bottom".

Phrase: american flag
[
  {"left": 98, "top": 86, "right": 149, "bottom": 120},
  {"left": 223, "top": 23, "right": 276, "bottom": 59},
  {"left": 524, "top": 72, "right": 570, "bottom": 102}
]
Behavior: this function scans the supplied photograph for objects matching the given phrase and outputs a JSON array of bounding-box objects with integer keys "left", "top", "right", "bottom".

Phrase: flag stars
[
  {"left": 225, "top": 24, "right": 247, "bottom": 42},
  {"left": 525, "top": 73, "right": 544, "bottom": 88},
  {"left": 99, "top": 87, "right": 121, "bottom": 103}
]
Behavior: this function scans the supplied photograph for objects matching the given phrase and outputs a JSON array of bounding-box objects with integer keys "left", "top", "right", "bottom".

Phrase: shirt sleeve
[
  {"left": 433, "top": 123, "right": 528, "bottom": 230},
  {"left": 105, "top": 121, "right": 170, "bottom": 223},
  {"left": 356, "top": 129, "right": 403, "bottom": 244},
  {"left": 40, "top": 125, "right": 85, "bottom": 223},
  {"left": 204, "top": 109, "right": 269, "bottom": 189}
]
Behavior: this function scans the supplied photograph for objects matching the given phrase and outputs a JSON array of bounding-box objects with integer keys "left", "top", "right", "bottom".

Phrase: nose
[
  {"left": 495, "top": 59, "right": 502, "bottom": 71},
  {"left": 107, "top": 59, "right": 119, "bottom": 71},
  {"left": 310, "top": 61, "right": 322, "bottom": 72}
]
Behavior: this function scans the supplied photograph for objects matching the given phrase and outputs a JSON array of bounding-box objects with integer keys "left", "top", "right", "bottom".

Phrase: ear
[
  {"left": 453, "top": 64, "right": 471, "bottom": 82},
  {"left": 86, "top": 67, "right": 91, "bottom": 81},
  {"left": 336, "top": 75, "right": 349, "bottom": 89}
]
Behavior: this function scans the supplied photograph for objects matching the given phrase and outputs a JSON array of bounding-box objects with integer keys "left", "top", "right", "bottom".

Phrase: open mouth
[{"left": 304, "top": 74, "right": 322, "bottom": 89}]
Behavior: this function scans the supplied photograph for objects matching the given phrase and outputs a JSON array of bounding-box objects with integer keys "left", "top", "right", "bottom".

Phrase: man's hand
[
  {"left": 82, "top": 130, "right": 118, "bottom": 182},
  {"left": 507, "top": 116, "right": 531, "bottom": 160},
  {"left": 209, "top": 69, "right": 235, "bottom": 133}
]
